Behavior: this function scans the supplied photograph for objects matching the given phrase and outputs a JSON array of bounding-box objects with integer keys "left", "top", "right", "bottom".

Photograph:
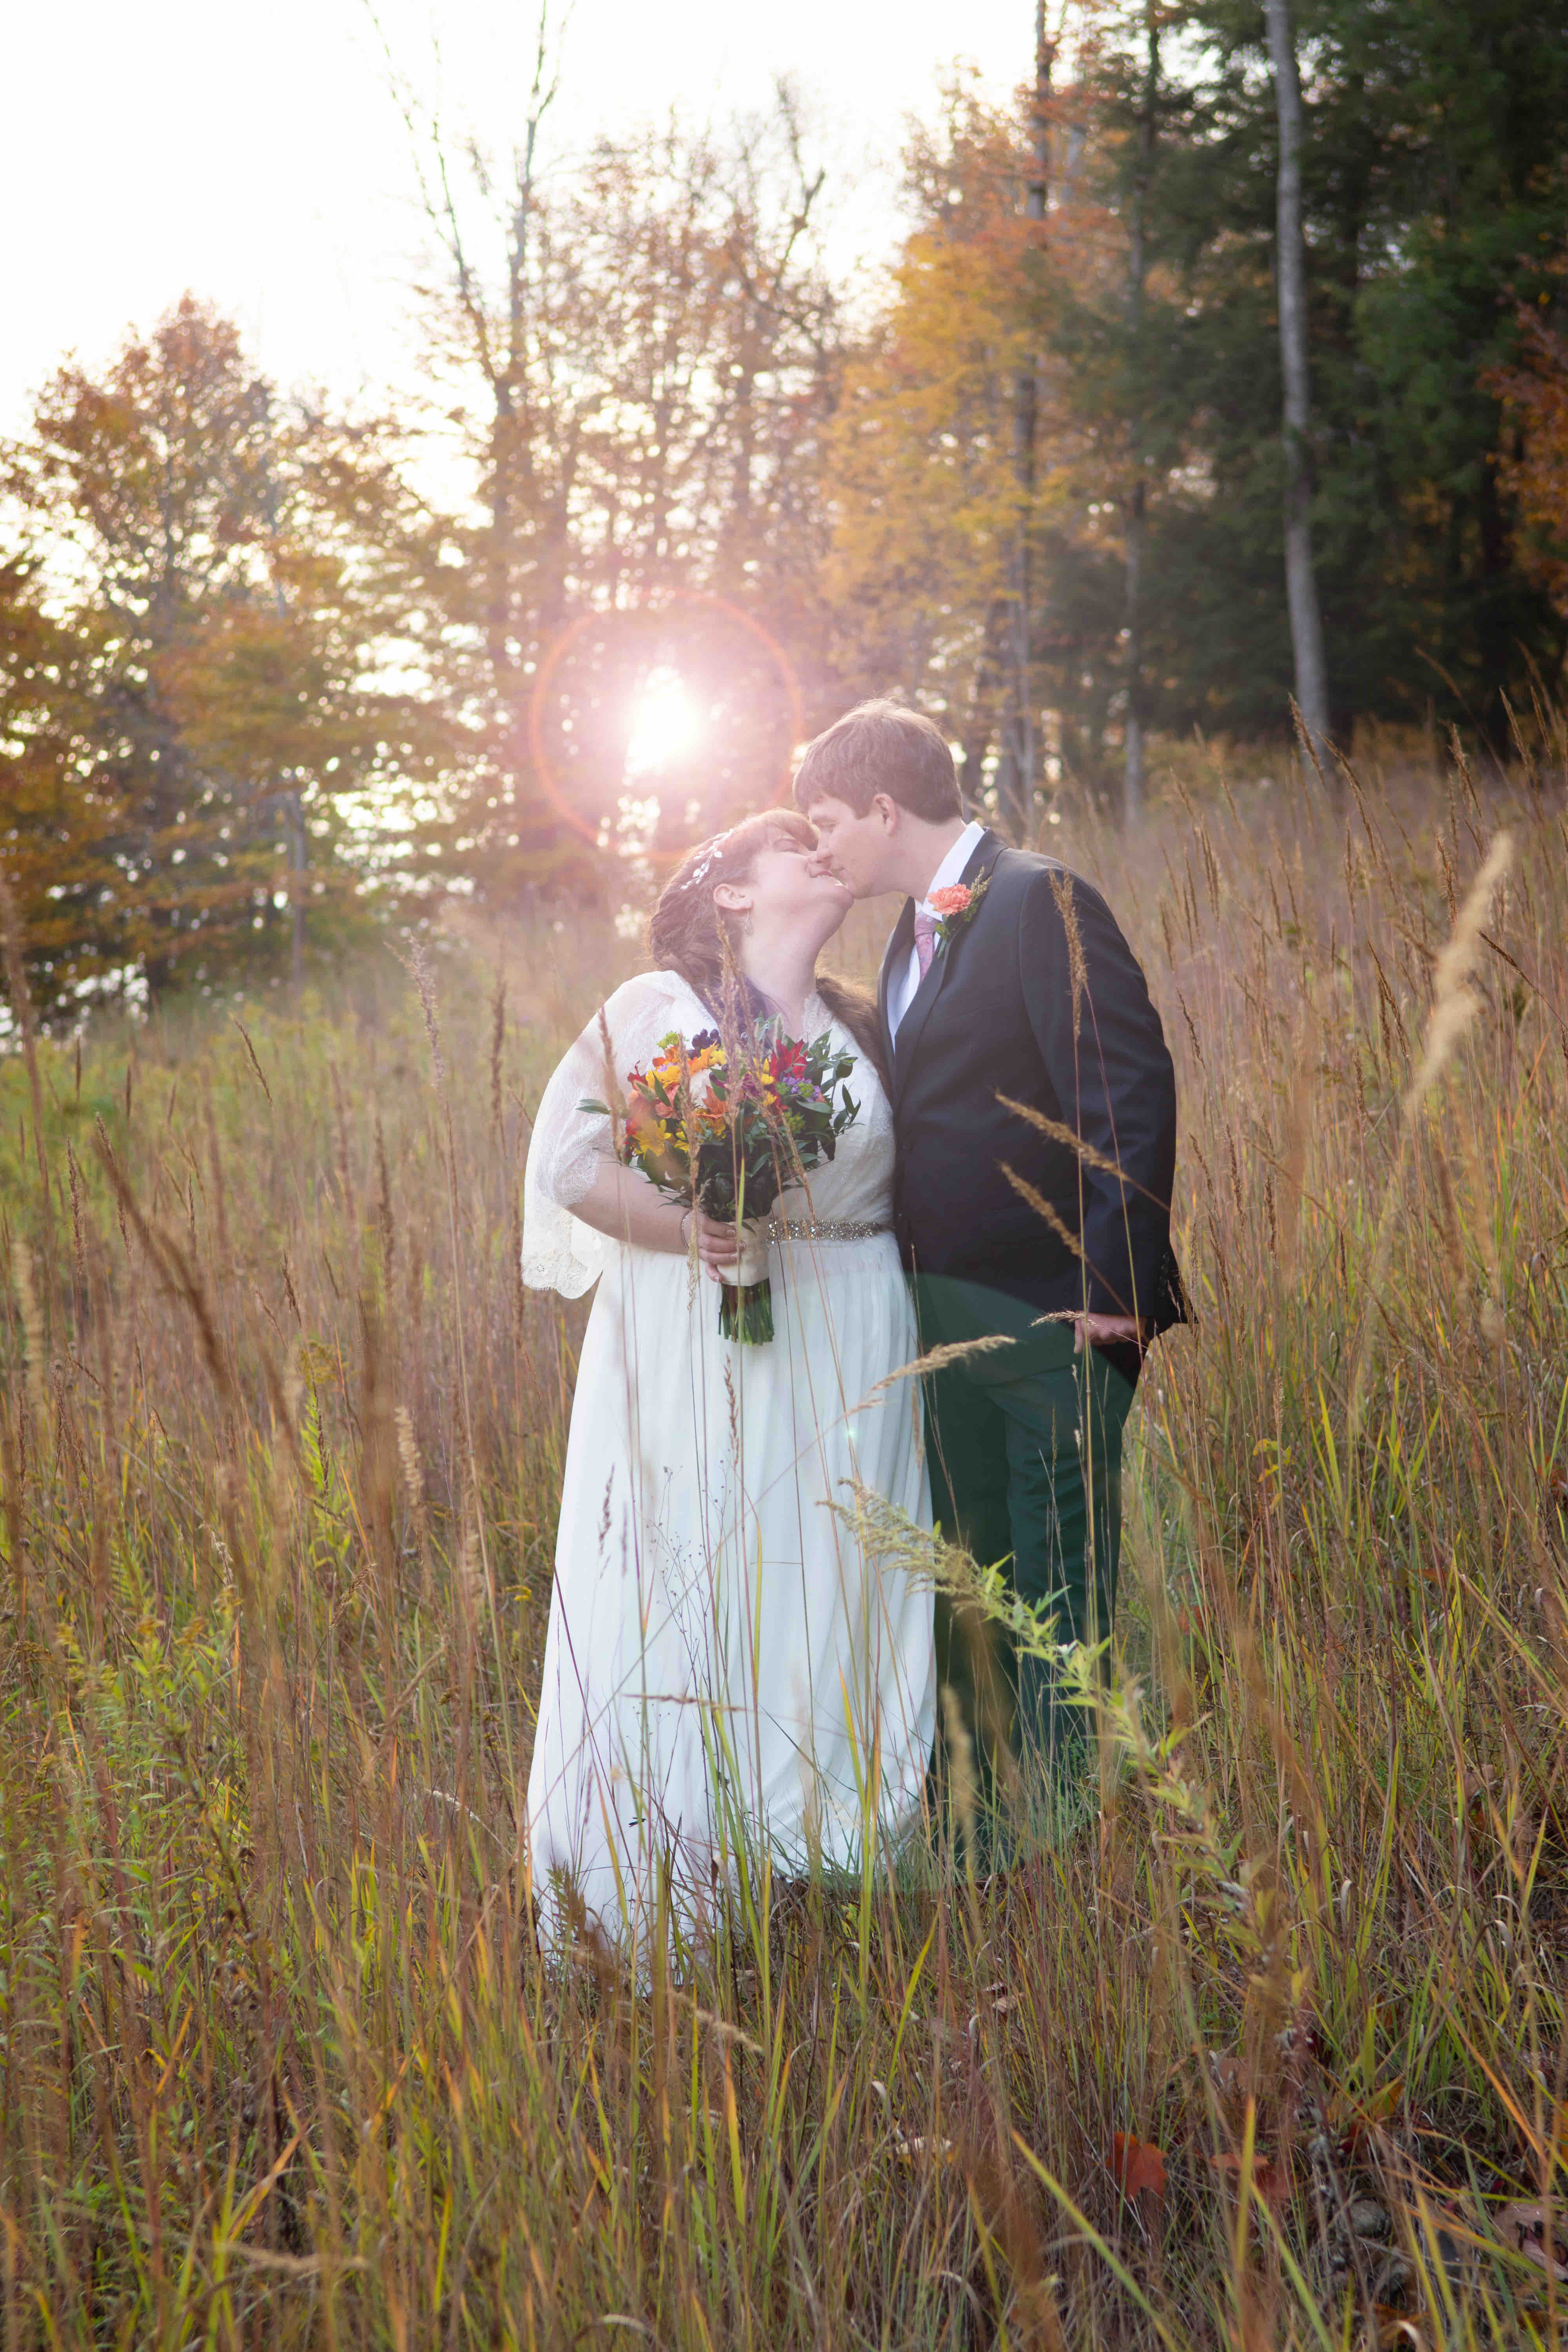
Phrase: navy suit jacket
[{"left": 878, "top": 830, "right": 1185, "bottom": 1338}]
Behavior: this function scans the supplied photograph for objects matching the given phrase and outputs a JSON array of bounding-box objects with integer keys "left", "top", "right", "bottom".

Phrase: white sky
[{"left": 5, "top": 0, "right": 1033, "bottom": 432}]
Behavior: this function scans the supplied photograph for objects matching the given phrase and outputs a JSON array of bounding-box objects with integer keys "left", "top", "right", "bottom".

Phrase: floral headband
[{"left": 681, "top": 832, "right": 731, "bottom": 892}]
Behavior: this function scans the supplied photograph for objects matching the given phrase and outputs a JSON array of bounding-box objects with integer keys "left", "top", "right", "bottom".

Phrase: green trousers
[{"left": 919, "top": 1280, "right": 1136, "bottom": 1830}]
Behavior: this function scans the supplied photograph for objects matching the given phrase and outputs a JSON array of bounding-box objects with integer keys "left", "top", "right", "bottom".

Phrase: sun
[{"left": 625, "top": 667, "right": 701, "bottom": 776}]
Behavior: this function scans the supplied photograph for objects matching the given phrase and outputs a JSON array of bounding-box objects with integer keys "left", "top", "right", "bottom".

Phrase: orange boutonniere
[{"left": 927, "top": 871, "right": 991, "bottom": 950}]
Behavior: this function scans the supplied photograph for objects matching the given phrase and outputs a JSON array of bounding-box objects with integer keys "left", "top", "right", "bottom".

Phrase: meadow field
[{"left": 1, "top": 746, "right": 1566, "bottom": 2348}]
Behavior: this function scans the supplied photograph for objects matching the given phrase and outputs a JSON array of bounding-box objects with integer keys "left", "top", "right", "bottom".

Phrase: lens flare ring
[{"left": 525, "top": 591, "right": 805, "bottom": 861}]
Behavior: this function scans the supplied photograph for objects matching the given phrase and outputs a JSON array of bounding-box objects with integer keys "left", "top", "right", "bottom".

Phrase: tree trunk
[
  {"left": 1264, "top": 0, "right": 1331, "bottom": 769},
  {"left": 1124, "top": 481, "right": 1147, "bottom": 820},
  {"left": 1000, "top": 0, "right": 1053, "bottom": 840},
  {"left": 1123, "top": 4, "right": 1158, "bottom": 825},
  {"left": 287, "top": 788, "right": 307, "bottom": 987},
  {"left": 1476, "top": 446, "right": 1510, "bottom": 745},
  {"left": 962, "top": 592, "right": 1011, "bottom": 813}
]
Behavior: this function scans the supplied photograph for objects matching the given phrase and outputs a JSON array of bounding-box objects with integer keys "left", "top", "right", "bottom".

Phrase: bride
[{"left": 522, "top": 808, "right": 936, "bottom": 1954}]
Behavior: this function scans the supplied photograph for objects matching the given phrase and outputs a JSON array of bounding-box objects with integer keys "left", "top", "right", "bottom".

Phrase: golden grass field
[{"left": 2, "top": 748, "right": 1566, "bottom": 2348}]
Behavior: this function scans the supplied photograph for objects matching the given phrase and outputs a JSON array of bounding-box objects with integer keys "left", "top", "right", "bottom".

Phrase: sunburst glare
[{"left": 625, "top": 666, "right": 701, "bottom": 776}]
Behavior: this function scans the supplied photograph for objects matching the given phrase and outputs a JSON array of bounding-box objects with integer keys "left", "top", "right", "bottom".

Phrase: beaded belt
[{"left": 764, "top": 1216, "right": 891, "bottom": 1245}]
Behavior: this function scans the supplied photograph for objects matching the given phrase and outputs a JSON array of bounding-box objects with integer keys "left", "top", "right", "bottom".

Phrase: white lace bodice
[{"left": 521, "top": 970, "right": 895, "bottom": 1297}]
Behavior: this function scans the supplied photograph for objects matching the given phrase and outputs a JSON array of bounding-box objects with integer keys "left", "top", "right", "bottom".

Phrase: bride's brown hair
[{"left": 650, "top": 810, "right": 887, "bottom": 1087}]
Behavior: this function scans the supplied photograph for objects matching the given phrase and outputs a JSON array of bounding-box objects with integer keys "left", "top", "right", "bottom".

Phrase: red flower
[{"left": 769, "top": 1041, "right": 808, "bottom": 1080}]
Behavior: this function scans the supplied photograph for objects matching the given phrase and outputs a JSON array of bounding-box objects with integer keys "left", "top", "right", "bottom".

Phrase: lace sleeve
[{"left": 521, "top": 971, "right": 692, "bottom": 1297}]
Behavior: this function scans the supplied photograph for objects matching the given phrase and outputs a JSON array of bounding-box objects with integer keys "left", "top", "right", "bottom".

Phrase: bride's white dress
[{"left": 522, "top": 970, "right": 935, "bottom": 1949}]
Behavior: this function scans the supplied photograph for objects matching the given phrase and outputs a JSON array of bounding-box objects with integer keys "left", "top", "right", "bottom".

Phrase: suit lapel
[
  {"left": 891, "top": 831, "right": 1004, "bottom": 1104},
  {"left": 877, "top": 899, "right": 915, "bottom": 1069}
]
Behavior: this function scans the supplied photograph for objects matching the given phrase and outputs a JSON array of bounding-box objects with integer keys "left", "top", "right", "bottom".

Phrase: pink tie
[{"left": 913, "top": 908, "right": 938, "bottom": 981}]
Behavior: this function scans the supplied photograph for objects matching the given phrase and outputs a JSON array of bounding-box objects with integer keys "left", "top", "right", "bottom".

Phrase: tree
[
  {"left": 819, "top": 57, "right": 1191, "bottom": 816},
  {"left": 994, "top": 2, "right": 1057, "bottom": 837},
  {"left": 1492, "top": 264, "right": 1568, "bottom": 639},
  {"left": 1154, "top": 0, "right": 1568, "bottom": 745},
  {"left": 820, "top": 81, "right": 1050, "bottom": 802},
  {"left": 1263, "top": 0, "right": 1330, "bottom": 763},
  {"left": 1, "top": 298, "right": 446, "bottom": 1012},
  {"left": 1119, "top": 8, "right": 1158, "bottom": 819},
  {"left": 0, "top": 561, "right": 140, "bottom": 1022},
  {"left": 387, "top": 39, "right": 843, "bottom": 895},
  {"left": 822, "top": 0, "right": 1568, "bottom": 799}
]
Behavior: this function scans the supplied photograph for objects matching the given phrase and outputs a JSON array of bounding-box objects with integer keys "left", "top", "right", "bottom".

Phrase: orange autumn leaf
[
  {"left": 1112, "top": 2132, "right": 1167, "bottom": 2201},
  {"left": 1210, "top": 2150, "right": 1292, "bottom": 2209},
  {"left": 1493, "top": 284, "right": 1568, "bottom": 620}
]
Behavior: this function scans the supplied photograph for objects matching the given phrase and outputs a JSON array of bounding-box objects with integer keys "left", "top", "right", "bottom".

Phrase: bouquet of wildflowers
[{"left": 585, "top": 1024, "right": 860, "bottom": 1343}]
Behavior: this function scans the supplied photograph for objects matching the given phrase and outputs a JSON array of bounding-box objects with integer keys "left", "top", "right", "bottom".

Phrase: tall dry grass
[{"left": 1, "top": 752, "right": 1566, "bottom": 2348}]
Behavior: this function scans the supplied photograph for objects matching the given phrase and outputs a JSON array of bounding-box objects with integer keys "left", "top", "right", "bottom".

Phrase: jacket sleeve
[{"left": 1018, "top": 867, "right": 1177, "bottom": 1322}]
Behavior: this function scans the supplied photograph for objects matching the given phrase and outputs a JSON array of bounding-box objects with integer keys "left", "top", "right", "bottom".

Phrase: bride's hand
[{"left": 680, "top": 1209, "right": 753, "bottom": 1274}]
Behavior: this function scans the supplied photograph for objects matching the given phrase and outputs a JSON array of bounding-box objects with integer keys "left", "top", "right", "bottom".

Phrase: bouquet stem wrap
[{"left": 716, "top": 1225, "right": 773, "bottom": 1345}]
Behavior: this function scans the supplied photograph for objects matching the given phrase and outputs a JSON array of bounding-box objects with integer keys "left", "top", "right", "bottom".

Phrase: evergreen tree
[{"left": 1148, "top": 0, "right": 1568, "bottom": 742}]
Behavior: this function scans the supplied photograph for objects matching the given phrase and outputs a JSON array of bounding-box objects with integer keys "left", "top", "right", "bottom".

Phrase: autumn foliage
[{"left": 4, "top": 12, "right": 1568, "bottom": 1020}]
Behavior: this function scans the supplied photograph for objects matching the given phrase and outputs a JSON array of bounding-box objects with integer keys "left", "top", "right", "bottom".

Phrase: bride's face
[{"left": 728, "top": 829, "right": 852, "bottom": 948}]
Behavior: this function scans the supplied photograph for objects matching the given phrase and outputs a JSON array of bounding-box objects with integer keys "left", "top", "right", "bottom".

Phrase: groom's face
[{"left": 803, "top": 793, "right": 897, "bottom": 899}]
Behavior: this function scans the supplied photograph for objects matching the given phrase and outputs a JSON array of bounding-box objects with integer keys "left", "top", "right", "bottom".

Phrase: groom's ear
[{"left": 870, "top": 792, "right": 900, "bottom": 834}]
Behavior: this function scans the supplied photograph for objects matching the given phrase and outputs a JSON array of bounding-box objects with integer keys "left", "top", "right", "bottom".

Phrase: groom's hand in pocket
[{"left": 1074, "top": 1312, "right": 1147, "bottom": 1354}]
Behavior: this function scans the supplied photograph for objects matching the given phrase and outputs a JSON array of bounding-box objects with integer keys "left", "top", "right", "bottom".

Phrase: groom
[{"left": 795, "top": 699, "right": 1184, "bottom": 1821}]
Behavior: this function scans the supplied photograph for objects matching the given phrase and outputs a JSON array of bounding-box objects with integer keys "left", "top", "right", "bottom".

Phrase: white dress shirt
[{"left": 886, "top": 820, "right": 986, "bottom": 1040}]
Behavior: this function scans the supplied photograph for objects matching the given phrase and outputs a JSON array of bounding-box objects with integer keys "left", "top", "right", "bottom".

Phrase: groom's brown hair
[{"left": 793, "top": 698, "right": 962, "bottom": 823}]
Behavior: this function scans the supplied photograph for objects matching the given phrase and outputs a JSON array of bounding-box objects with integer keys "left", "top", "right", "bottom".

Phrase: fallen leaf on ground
[
  {"left": 1328, "top": 2074, "right": 1404, "bottom": 2149},
  {"left": 1112, "top": 2132, "right": 1167, "bottom": 2201},
  {"left": 1495, "top": 2200, "right": 1568, "bottom": 2282},
  {"left": 1210, "top": 2149, "right": 1292, "bottom": 2208}
]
